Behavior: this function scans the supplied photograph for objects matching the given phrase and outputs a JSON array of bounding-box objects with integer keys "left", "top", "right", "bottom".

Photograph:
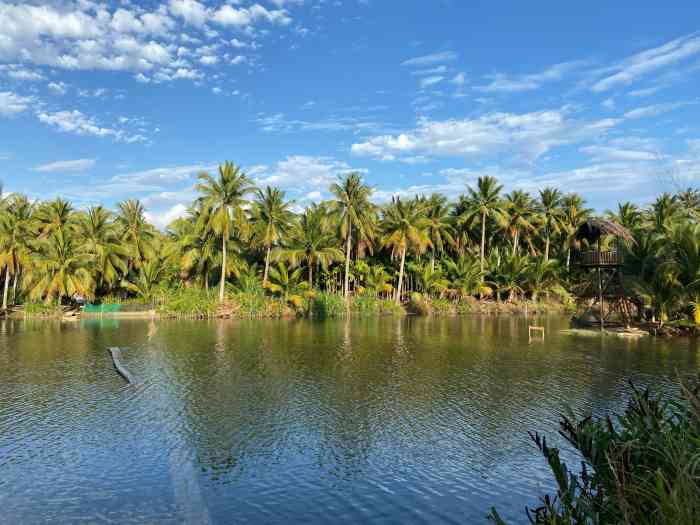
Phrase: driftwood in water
[{"left": 108, "top": 347, "right": 137, "bottom": 384}]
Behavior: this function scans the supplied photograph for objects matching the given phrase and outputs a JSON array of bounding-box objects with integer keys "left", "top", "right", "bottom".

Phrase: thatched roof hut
[{"left": 575, "top": 217, "right": 635, "bottom": 244}]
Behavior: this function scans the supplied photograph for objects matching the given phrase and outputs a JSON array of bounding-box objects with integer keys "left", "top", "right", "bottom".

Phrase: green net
[{"left": 83, "top": 304, "right": 122, "bottom": 313}]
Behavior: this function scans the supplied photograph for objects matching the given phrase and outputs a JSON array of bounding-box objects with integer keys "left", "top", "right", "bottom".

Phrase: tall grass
[{"left": 489, "top": 378, "right": 700, "bottom": 524}]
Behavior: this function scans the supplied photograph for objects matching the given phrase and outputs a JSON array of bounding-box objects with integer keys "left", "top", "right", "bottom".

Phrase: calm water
[{"left": 0, "top": 316, "right": 697, "bottom": 524}]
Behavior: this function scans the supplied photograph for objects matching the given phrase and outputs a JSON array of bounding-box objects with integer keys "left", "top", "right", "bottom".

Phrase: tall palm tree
[
  {"left": 444, "top": 255, "right": 487, "bottom": 300},
  {"left": 381, "top": 197, "right": 431, "bottom": 304},
  {"left": 330, "top": 172, "right": 375, "bottom": 297},
  {"left": 116, "top": 199, "right": 154, "bottom": 271},
  {"left": 648, "top": 192, "right": 680, "bottom": 232},
  {"left": 276, "top": 203, "right": 343, "bottom": 287},
  {"left": 251, "top": 186, "right": 295, "bottom": 285},
  {"left": 502, "top": 190, "right": 537, "bottom": 257},
  {"left": 168, "top": 208, "right": 218, "bottom": 290},
  {"left": 77, "top": 206, "right": 128, "bottom": 293},
  {"left": 460, "top": 176, "right": 505, "bottom": 272},
  {"left": 537, "top": 187, "right": 565, "bottom": 262},
  {"left": 196, "top": 161, "right": 256, "bottom": 303},
  {"left": 561, "top": 193, "right": 591, "bottom": 269},
  {"left": 609, "top": 201, "right": 643, "bottom": 231},
  {"left": 23, "top": 232, "right": 94, "bottom": 304},
  {"left": 0, "top": 195, "right": 34, "bottom": 309},
  {"left": 424, "top": 193, "right": 455, "bottom": 270},
  {"left": 36, "top": 197, "right": 73, "bottom": 238}
]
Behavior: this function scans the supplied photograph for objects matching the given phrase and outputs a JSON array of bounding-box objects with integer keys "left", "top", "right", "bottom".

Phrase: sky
[{"left": 1, "top": 0, "right": 700, "bottom": 228}]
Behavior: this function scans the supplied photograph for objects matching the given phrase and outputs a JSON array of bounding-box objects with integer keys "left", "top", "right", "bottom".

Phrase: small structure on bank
[{"left": 572, "top": 218, "right": 637, "bottom": 330}]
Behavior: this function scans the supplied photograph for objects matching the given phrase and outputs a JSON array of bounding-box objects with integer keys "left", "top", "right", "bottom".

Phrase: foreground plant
[{"left": 489, "top": 379, "right": 700, "bottom": 524}]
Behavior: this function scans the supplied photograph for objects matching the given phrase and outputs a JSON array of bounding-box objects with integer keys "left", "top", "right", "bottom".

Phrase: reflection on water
[{"left": 0, "top": 317, "right": 697, "bottom": 524}]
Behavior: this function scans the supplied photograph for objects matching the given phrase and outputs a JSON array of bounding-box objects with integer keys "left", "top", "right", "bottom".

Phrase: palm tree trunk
[
  {"left": 263, "top": 244, "right": 271, "bottom": 285},
  {"left": 2, "top": 268, "right": 9, "bottom": 310},
  {"left": 480, "top": 211, "right": 486, "bottom": 272},
  {"left": 513, "top": 230, "right": 519, "bottom": 257},
  {"left": 219, "top": 235, "right": 227, "bottom": 303},
  {"left": 431, "top": 253, "right": 435, "bottom": 272},
  {"left": 395, "top": 247, "right": 406, "bottom": 304},
  {"left": 544, "top": 230, "right": 550, "bottom": 262},
  {"left": 11, "top": 270, "right": 18, "bottom": 305},
  {"left": 308, "top": 261, "right": 313, "bottom": 289},
  {"left": 343, "top": 221, "right": 351, "bottom": 297}
]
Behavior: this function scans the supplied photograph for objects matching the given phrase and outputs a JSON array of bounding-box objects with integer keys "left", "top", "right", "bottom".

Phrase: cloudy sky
[{"left": 1, "top": 0, "right": 700, "bottom": 227}]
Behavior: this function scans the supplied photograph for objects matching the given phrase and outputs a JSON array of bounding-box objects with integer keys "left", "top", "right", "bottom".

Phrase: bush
[
  {"left": 351, "top": 294, "right": 404, "bottom": 316},
  {"left": 311, "top": 292, "right": 346, "bottom": 319},
  {"left": 158, "top": 288, "right": 217, "bottom": 317},
  {"left": 489, "top": 379, "right": 700, "bottom": 524},
  {"left": 22, "top": 302, "right": 62, "bottom": 316}
]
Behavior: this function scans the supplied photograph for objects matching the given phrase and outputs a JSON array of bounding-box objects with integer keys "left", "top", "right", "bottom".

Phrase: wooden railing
[{"left": 574, "top": 250, "right": 624, "bottom": 267}]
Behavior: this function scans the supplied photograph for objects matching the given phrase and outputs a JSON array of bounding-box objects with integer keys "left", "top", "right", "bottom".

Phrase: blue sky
[{"left": 1, "top": 0, "right": 700, "bottom": 227}]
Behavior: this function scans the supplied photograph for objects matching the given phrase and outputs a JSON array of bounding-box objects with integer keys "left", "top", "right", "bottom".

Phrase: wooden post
[
  {"left": 528, "top": 325, "right": 545, "bottom": 342},
  {"left": 108, "top": 347, "right": 137, "bottom": 384}
]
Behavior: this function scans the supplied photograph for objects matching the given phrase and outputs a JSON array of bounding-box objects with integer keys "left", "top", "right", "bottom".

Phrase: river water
[{"left": 0, "top": 316, "right": 697, "bottom": 524}]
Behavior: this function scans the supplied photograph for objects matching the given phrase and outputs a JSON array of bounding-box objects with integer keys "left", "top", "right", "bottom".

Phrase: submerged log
[{"left": 108, "top": 347, "right": 137, "bottom": 384}]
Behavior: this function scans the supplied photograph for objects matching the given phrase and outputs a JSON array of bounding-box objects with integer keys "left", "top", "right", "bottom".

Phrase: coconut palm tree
[
  {"left": 502, "top": 190, "right": 537, "bottom": 257},
  {"left": 196, "top": 161, "right": 256, "bottom": 303},
  {"left": 77, "top": 206, "right": 128, "bottom": 294},
  {"left": 423, "top": 193, "right": 455, "bottom": 270},
  {"left": 265, "top": 262, "right": 308, "bottom": 307},
  {"left": 444, "top": 255, "right": 487, "bottom": 300},
  {"left": 460, "top": 176, "right": 505, "bottom": 272},
  {"left": 23, "top": 232, "right": 95, "bottom": 304},
  {"left": 561, "top": 193, "right": 591, "bottom": 269},
  {"left": 609, "top": 201, "right": 643, "bottom": 231},
  {"left": 251, "top": 186, "right": 295, "bottom": 285},
  {"left": 0, "top": 195, "right": 34, "bottom": 309},
  {"left": 276, "top": 203, "right": 343, "bottom": 288},
  {"left": 537, "top": 187, "right": 566, "bottom": 262},
  {"left": 116, "top": 199, "right": 155, "bottom": 271},
  {"left": 36, "top": 198, "right": 73, "bottom": 238},
  {"left": 122, "top": 258, "right": 163, "bottom": 302},
  {"left": 330, "top": 172, "right": 375, "bottom": 297},
  {"left": 648, "top": 193, "right": 680, "bottom": 232},
  {"left": 381, "top": 197, "right": 431, "bottom": 304}
]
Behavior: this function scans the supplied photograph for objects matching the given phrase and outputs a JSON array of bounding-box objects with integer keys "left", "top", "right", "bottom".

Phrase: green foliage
[
  {"left": 489, "top": 379, "right": 700, "bottom": 525},
  {"left": 158, "top": 288, "right": 218, "bottom": 317},
  {"left": 311, "top": 292, "right": 346, "bottom": 319}
]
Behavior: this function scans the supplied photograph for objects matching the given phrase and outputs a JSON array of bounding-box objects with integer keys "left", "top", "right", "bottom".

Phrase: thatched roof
[{"left": 575, "top": 217, "right": 635, "bottom": 244}]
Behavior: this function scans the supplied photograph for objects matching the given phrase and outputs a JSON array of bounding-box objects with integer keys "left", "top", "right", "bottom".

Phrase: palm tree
[
  {"left": 36, "top": 197, "right": 73, "bottom": 238},
  {"left": 330, "top": 172, "right": 375, "bottom": 297},
  {"left": 381, "top": 197, "right": 431, "bottom": 304},
  {"left": 502, "top": 190, "right": 537, "bottom": 256},
  {"left": 265, "top": 262, "right": 308, "bottom": 307},
  {"left": 116, "top": 199, "right": 154, "bottom": 271},
  {"left": 610, "top": 202, "right": 643, "bottom": 231},
  {"left": 424, "top": 193, "right": 454, "bottom": 270},
  {"left": 677, "top": 187, "right": 700, "bottom": 218},
  {"left": 168, "top": 209, "right": 218, "bottom": 290},
  {"left": 251, "top": 186, "right": 295, "bottom": 285},
  {"left": 537, "top": 187, "right": 565, "bottom": 262},
  {"left": 0, "top": 195, "right": 33, "bottom": 309},
  {"left": 23, "top": 232, "right": 95, "bottom": 304},
  {"left": 77, "top": 206, "right": 128, "bottom": 293},
  {"left": 444, "top": 255, "right": 487, "bottom": 300},
  {"left": 648, "top": 193, "right": 680, "bottom": 232},
  {"left": 122, "top": 258, "right": 163, "bottom": 302},
  {"left": 561, "top": 193, "right": 591, "bottom": 269},
  {"left": 276, "top": 203, "right": 343, "bottom": 288},
  {"left": 460, "top": 176, "right": 505, "bottom": 272},
  {"left": 524, "top": 257, "right": 560, "bottom": 302},
  {"left": 196, "top": 161, "right": 256, "bottom": 302}
]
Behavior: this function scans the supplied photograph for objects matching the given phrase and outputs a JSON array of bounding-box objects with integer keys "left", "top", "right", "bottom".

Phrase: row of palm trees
[{"left": 1, "top": 163, "right": 698, "bottom": 321}]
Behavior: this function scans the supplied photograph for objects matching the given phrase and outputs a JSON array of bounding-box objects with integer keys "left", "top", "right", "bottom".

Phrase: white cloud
[
  {"left": 450, "top": 72, "right": 466, "bottom": 85},
  {"left": 36, "top": 110, "right": 146, "bottom": 143},
  {"left": 592, "top": 34, "right": 700, "bottom": 92},
  {"left": 255, "top": 113, "right": 381, "bottom": 134},
  {"left": 33, "top": 158, "right": 96, "bottom": 173},
  {"left": 351, "top": 108, "right": 619, "bottom": 163},
  {"left": 0, "top": 91, "right": 33, "bottom": 116},
  {"left": 252, "top": 155, "right": 362, "bottom": 195},
  {"left": 168, "top": 0, "right": 209, "bottom": 27},
  {"left": 628, "top": 86, "right": 662, "bottom": 97},
  {"left": 602, "top": 98, "right": 615, "bottom": 110},
  {"left": 145, "top": 202, "right": 188, "bottom": 229},
  {"left": 402, "top": 51, "right": 457, "bottom": 67},
  {"left": 580, "top": 145, "right": 657, "bottom": 162},
  {"left": 47, "top": 81, "right": 68, "bottom": 95},
  {"left": 419, "top": 75, "right": 444, "bottom": 88},
  {"left": 475, "top": 61, "right": 585, "bottom": 93},
  {"left": 411, "top": 65, "right": 448, "bottom": 76},
  {"left": 623, "top": 101, "right": 691, "bottom": 119},
  {"left": 211, "top": 4, "right": 291, "bottom": 27}
]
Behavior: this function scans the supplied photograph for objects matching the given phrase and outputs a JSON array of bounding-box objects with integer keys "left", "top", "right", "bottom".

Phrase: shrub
[
  {"left": 158, "top": 288, "right": 217, "bottom": 317},
  {"left": 489, "top": 379, "right": 700, "bottom": 524},
  {"left": 311, "top": 292, "right": 346, "bottom": 319}
]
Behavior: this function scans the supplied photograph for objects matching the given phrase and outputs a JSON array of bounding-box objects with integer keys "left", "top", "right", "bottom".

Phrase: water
[{"left": 0, "top": 316, "right": 697, "bottom": 524}]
